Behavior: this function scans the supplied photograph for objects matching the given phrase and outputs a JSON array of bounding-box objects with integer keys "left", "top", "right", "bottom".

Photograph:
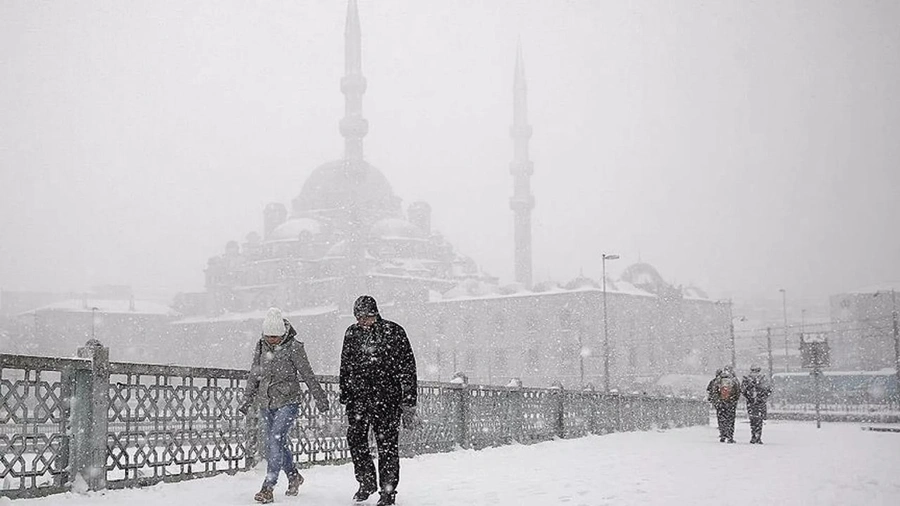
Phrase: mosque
[{"left": 170, "top": 0, "right": 730, "bottom": 392}]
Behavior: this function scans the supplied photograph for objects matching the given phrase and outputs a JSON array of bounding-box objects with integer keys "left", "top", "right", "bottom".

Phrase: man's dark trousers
[
  {"left": 347, "top": 401, "right": 401, "bottom": 494},
  {"left": 716, "top": 404, "right": 737, "bottom": 440}
]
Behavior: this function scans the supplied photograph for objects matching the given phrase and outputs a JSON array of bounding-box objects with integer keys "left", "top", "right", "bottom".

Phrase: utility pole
[
  {"left": 779, "top": 288, "right": 789, "bottom": 372},
  {"left": 766, "top": 327, "right": 774, "bottom": 380},
  {"left": 602, "top": 253, "right": 619, "bottom": 392},
  {"left": 892, "top": 289, "right": 899, "bottom": 390},
  {"left": 91, "top": 307, "right": 99, "bottom": 341},
  {"left": 730, "top": 320, "right": 736, "bottom": 370},
  {"left": 718, "top": 299, "right": 739, "bottom": 369}
]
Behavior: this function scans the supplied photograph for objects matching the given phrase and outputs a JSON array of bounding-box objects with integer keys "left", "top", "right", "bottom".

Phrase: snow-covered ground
[{"left": 5, "top": 420, "right": 899, "bottom": 506}]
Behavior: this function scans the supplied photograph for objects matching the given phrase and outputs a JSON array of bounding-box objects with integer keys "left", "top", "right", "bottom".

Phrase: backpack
[{"left": 718, "top": 377, "right": 735, "bottom": 401}]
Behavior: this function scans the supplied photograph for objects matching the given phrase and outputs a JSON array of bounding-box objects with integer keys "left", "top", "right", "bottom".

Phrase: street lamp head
[{"left": 603, "top": 254, "right": 619, "bottom": 261}]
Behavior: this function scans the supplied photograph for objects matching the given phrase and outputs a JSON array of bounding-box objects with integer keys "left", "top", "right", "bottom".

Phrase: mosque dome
[
  {"left": 620, "top": 263, "right": 666, "bottom": 289},
  {"left": 292, "top": 159, "right": 401, "bottom": 219},
  {"left": 269, "top": 217, "right": 322, "bottom": 241},
  {"left": 370, "top": 218, "right": 426, "bottom": 240}
]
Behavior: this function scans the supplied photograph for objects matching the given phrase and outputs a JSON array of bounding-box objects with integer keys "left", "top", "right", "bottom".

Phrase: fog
[{"left": 1, "top": 0, "right": 898, "bottom": 304}]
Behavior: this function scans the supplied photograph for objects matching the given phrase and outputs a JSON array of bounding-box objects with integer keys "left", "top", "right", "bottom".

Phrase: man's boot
[
  {"left": 254, "top": 485, "right": 274, "bottom": 504},
  {"left": 353, "top": 483, "right": 377, "bottom": 502},
  {"left": 286, "top": 471, "right": 304, "bottom": 496},
  {"left": 377, "top": 492, "right": 396, "bottom": 506}
]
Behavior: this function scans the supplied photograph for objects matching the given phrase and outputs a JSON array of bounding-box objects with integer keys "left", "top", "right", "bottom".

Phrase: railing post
[
  {"left": 57, "top": 365, "right": 76, "bottom": 489},
  {"left": 71, "top": 339, "right": 109, "bottom": 491},
  {"left": 451, "top": 372, "right": 470, "bottom": 449},
  {"left": 506, "top": 378, "right": 524, "bottom": 443},
  {"left": 244, "top": 399, "right": 261, "bottom": 468},
  {"left": 583, "top": 383, "right": 597, "bottom": 434},
  {"left": 550, "top": 381, "right": 565, "bottom": 438}
]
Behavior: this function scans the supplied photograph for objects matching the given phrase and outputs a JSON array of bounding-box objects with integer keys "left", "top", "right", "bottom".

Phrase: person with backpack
[
  {"left": 742, "top": 365, "right": 773, "bottom": 444},
  {"left": 707, "top": 365, "right": 741, "bottom": 443},
  {"left": 238, "top": 307, "right": 330, "bottom": 504}
]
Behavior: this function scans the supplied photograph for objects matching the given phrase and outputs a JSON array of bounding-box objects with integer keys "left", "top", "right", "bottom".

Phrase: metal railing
[{"left": 1, "top": 341, "right": 708, "bottom": 499}]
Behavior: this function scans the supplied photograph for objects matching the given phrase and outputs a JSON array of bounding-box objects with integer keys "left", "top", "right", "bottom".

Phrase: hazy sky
[{"left": 1, "top": 0, "right": 898, "bottom": 306}]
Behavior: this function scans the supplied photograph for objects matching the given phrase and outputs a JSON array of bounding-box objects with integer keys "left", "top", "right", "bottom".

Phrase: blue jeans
[{"left": 261, "top": 403, "right": 299, "bottom": 487}]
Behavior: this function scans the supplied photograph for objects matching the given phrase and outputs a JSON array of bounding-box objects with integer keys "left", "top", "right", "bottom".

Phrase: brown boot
[
  {"left": 254, "top": 485, "right": 274, "bottom": 504},
  {"left": 286, "top": 472, "right": 304, "bottom": 496}
]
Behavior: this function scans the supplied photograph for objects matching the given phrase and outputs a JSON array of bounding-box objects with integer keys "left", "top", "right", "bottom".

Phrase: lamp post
[
  {"left": 717, "top": 299, "right": 743, "bottom": 370},
  {"left": 779, "top": 288, "right": 789, "bottom": 373},
  {"left": 893, "top": 289, "right": 899, "bottom": 391},
  {"left": 727, "top": 300, "right": 738, "bottom": 370},
  {"left": 90, "top": 307, "right": 99, "bottom": 340},
  {"left": 602, "top": 253, "right": 619, "bottom": 392}
]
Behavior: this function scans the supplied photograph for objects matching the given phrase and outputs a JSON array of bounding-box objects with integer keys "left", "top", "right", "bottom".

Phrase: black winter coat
[
  {"left": 339, "top": 317, "right": 417, "bottom": 408},
  {"left": 742, "top": 372, "right": 772, "bottom": 417}
]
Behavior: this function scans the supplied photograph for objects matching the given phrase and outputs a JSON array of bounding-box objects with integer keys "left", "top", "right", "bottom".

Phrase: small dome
[
  {"left": 682, "top": 285, "right": 709, "bottom": 300},
  {"left": 269, "top": 218, "right": 322, "bottom": 241},
  {"left": 370, "top": 218, "right": 425, "bottom": 239},
  {"left": 324, "top": 240, "right": 349, "bottom": 258}
]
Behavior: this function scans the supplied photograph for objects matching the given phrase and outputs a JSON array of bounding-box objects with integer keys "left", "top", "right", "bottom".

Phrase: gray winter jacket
[{"left": 240, "top": 323, "right": 329, "bottom": 412}]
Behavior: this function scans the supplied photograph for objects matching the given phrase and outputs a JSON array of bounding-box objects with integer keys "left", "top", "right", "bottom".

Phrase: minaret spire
[
  {"left": 340, "top": 0, "right": 368, "bottom": 162},
  {"left": 510, "top": 40, "right": 535, "bottom": 288}
]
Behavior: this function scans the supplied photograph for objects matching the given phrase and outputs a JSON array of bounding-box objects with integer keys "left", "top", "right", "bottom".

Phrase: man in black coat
[
  {"left": 340, "top": 295, "right": 418, "bottom": 506},
  {"left": 742, "top": 365, "right": 773, "bottom": 444}
]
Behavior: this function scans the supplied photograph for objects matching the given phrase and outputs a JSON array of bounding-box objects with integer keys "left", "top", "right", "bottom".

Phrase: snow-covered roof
[
  {"left": 608, "top": 280, "right": 656, "bottom": 297},
  {"left": 681, "top": 285, "right": 710, "bottom": 301},
  {"left": 842, "top": 282, "right": 900, "bottom": 295},
  {"left": 375, "top": 258, "right": 434, "bottom": 275},
  {"left": 433, "top": 283, "right": 665, "bottom": 303},
  {"left": 172, "top": 305, "right": 338, "bottom": 325},
  {"left": 23, "top": 298, "right": 175, "bottom": 316},
  {"left": 774, "top": 369, "right": 896, "bottom": 377}
]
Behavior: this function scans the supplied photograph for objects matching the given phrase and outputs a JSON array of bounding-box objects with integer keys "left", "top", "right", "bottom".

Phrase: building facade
[
  {"left": 167, "top": 0, "right": 730, "bottom": 392},
  {"left": 829, "top": 286, "right": 900, "bottom": 371}
]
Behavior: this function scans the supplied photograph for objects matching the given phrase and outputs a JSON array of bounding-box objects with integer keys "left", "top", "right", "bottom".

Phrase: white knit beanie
[{"left": 262, "top": 307, "right": 286, "bottom": 336}]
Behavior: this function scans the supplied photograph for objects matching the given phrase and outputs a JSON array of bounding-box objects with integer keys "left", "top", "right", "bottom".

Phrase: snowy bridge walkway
[{"left": 6, "top": 420, "right": 900, "bottom": 506}]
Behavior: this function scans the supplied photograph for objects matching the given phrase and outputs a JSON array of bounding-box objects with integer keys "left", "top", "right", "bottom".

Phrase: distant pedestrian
[
  {"left": 340, "top": 295, "right": 419, "bottom": 506},
  {"left": 238, "top": 307, "right": 330, "bottom": 504},
  {"left": 708, "top": 365, "right": 741, "bottom": 443},
  {"left": 742, "top": 365, "right": 772, "bottom": 444}
]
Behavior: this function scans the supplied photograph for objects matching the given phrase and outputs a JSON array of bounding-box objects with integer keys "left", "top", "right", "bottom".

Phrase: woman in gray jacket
[{"left": 239, "top": 307, "right": 330, "bottom": 503}]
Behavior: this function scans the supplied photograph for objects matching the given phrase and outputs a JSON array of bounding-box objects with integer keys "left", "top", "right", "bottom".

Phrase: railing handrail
[{"left": 0, "top": 352, "right": 91, "bottom": 371}]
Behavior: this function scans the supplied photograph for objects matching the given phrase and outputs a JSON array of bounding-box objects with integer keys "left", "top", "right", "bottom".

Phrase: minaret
[
  {"left": 340, "top": 0, "right": 368, "bottom": 162},
  {"left": 509, "top": 42, "right": 535, "bottom": 287}
]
